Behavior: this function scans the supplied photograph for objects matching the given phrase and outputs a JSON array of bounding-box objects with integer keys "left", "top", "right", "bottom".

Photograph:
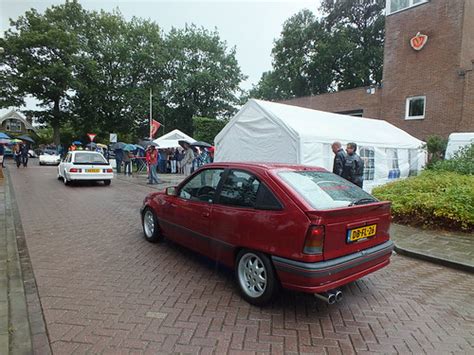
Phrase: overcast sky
[{"left": 1, "top": 0, "right": 321, "bottom": 113}]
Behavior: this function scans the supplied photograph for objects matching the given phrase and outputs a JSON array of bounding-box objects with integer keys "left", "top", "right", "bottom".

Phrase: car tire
[
  {"left": 142, "top": 208, "right": 163, "bottom": 243},
  {"left": 235, "top": 250, "right": 279, "bottom": 306},
  {"left": 104, "top": 180, "right": 111, "bottom": 186},
  {"left": 63, "top": 175, "right": 70, "bottom": 186},
  {"left": 39, "top": 162, "right": 43, "bottom": 166}
]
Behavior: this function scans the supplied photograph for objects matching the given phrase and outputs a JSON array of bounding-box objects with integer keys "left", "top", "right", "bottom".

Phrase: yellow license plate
[
  {"left": 86, "top": 169, "right": 101, "bottom": 173},
  {"left": 347, "top": 224, "right": 377, "bottom": 242}
]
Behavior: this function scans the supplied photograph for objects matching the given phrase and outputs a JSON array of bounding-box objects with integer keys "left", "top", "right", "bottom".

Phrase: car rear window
[
  {"left": 73, "top": 153, "right": 108, "bottom": 165},
  {"left": 278, "top": 171, "right": 377, "bottom": 210}
]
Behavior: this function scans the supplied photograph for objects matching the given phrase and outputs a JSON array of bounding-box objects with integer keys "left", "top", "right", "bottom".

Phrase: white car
[
  {"left": 39, "top": 149, "right": 61, "bottom": 165},
  {"left": 57, "top": 151, "right": 113, "bottom": 186}
]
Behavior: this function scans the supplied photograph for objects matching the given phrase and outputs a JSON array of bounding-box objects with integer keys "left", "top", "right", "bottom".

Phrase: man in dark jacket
[
  {"left": 331, "top": 141, "right": 346, "bottom": 177},
  {"left": 342, "top": 142, "right": 365, "bottom": 188}
]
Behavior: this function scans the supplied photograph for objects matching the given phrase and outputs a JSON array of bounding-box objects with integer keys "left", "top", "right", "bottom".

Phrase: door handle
[{"left": 202, "top": 212, "right": 210, "bottom": 218}]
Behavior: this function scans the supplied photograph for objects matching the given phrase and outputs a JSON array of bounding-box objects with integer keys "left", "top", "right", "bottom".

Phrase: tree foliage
[
  {"left": 192, "top": 116, "right": 228, "bottom": 144},
  {"left": 250, "top": 0, "right": 385, "bottom": 100},
  {"left": 0, "top": 1, "right": 244, "bottom": 144}
]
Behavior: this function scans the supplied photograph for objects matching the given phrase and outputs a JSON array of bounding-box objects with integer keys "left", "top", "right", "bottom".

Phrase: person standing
[
  {"left": 147, "top": 145, "right": 160, "bottom": 184},
  {"left": 114, "top": 148, "right": 123, "bottom": 174},
  {"left": 0, "top": 144, "right": 4, "bottom": 168},
  {"left": 21, "top": 143, "right": 29, "bottom": 167},
  {"left": 343, "top": 142, "right": 365, "bottom": 188},
  {"left": 331, "top": 141, "right": 347, "bottom": 177},
  {"left": 123, "top": 150, "right": 132, "bottom": 175},
  {"left": 181, "top": 142, "right": 194, "bottom": 176}
]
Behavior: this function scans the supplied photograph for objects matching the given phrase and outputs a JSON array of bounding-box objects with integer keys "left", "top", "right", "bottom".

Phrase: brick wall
[
  {"left": 380, "top": 0, "right": 468, "bottom": 140},
  {"left": 281, "top": 87, "right": 382, "bottom": 118},
  {"left": 277, "top": 0, "right": 474, "bottom": 141}
]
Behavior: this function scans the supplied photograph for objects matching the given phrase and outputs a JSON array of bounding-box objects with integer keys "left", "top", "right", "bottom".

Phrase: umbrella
[
  {"left": 86, "top": 142, "right": 97, "bottom": 148},
  {"left": 112, "top": 142, "right": 126, "bottom": 150},
  {"left": 190, "top": 141, "right": 212, "bottom": 148},
  {"left": 123, "top": 144, "right": 137, "bottom": 151},
  {"left": 178, "top": 140, "right": 191, "bottom": 148},
  {"left": 96, "top": 143, "right": 108, "bottom": 149},
  {"left": 0, "top": 138, "right": 10, "bottom": 145},
  {"left": 10, "top": 139, "right": 22, "bottom": 144},
  {"left": 72, "top": 141, "right": 82, "bottom": 145},
  {"left": 135, "top": 145, "right": 145, "bottom": 151},
  {"left": 0, "top": 132, "right": 10, "bottom": 139},
  {"left": 17, "top": 134, "right": 35, "bottom": 144}
]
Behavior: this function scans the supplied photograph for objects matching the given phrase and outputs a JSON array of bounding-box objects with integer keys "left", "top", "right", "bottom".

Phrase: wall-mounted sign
[{"left": 410, "top": 32, "right": 428, "bottom": 51}]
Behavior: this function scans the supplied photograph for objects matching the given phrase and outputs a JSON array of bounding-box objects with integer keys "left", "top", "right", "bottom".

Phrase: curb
[
  {"left": 4, "top": 168, "right": 52, "bottom": 354},
  {"left": 393, "top": 245, "right": 474, "bottom": 274}
]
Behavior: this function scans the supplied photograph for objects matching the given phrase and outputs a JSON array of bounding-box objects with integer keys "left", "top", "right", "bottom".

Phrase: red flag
[{"left": 150, "top": 119, "right": 161, "bottom": 138}]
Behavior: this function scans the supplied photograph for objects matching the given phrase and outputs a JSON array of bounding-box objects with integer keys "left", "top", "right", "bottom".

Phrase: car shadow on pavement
[{"left": 146, "top": 235, "right": 356, "bottom": 313}]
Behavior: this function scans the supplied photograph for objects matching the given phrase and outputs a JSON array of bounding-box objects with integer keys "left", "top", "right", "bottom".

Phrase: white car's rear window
[
  {"left": 278, "top": 171, "right": 377, "bottom": 210},
  {"left": 74, "top": 153, "right": 108, "bottom": 165}
]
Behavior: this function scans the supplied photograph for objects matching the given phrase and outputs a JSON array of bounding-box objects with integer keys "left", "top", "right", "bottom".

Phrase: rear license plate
[
  {"left": 347, "top": 224, "right": 377, "bottom": 243},
  {"left": 86, "top": 168, "right": 101, "bottom": 173}
]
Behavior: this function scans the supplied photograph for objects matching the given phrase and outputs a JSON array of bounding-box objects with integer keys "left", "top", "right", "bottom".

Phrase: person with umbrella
[
  {"left": 179, "top": 141, "right": 194, "bottom": 176},
  {"left": 20, "top": 141, "right": 30, "bottom": 167}
]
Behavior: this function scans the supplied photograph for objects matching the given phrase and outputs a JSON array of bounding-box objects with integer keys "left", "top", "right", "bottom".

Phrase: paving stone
[{"left": 4, "top": 162, "right": 474, "bottom": 353}]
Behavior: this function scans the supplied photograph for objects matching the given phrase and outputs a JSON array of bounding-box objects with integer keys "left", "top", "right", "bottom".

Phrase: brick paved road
[{"left": 8, "top": 164, "right": 474, "bottom": 354}]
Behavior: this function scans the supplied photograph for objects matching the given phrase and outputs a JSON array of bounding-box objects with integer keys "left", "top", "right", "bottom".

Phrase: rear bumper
[
  {"left": 272, "top": 240, "right": 394, "bottom": 293},
  {"left": 67, "top": 173, "right": 114, "bottom": 181}
]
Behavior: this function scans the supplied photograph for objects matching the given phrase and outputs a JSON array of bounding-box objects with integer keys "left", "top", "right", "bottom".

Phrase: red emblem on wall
[{"left": 410, "top": 32, "right": 428, "bottom": 51}]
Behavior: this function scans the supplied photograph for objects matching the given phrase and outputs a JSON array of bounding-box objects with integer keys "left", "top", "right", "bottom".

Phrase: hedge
[{"left": 372, "top": 171, "right": 474, "bottom": 232}]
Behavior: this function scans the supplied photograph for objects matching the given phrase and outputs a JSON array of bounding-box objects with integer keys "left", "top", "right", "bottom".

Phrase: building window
[
  {"left": 387, "top": 0, "right": 428, "bottom": 15},
  {"left": 360, "top": 147, "right": 375, "bottom": 181},
  {"left": 405, "top": 96, "right": 426, "bottom": 120},
  {"left": 386, "top": 148, "right": 401, "bottom": 179},
  {"left": 6, "top": 119, "right": 22, "bottom": 132}
]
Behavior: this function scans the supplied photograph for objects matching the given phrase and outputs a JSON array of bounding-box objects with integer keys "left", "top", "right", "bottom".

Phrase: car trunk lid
[{"left": 305, "top": 201, "right": 391, "bottom": 260}]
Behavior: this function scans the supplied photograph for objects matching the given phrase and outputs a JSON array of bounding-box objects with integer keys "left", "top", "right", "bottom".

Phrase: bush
[
  {"left": 429, "top": 143, "right": 474, "bottom": 175},
  {"left": 372, "top": 170, "right": 474, "bottom": 232},
  {"left": 423, "top": 135, "right": 448, "bottom": 166}
]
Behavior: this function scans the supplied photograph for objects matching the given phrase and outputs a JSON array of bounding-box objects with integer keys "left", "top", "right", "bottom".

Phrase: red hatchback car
[{"left": 141, "top": 163, "right": 394, "bottom": 306}]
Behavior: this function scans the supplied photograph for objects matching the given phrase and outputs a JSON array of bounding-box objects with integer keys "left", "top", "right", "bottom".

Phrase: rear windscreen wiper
[{"left": 348, "top": 198, "right": 376, "bottom": 206}]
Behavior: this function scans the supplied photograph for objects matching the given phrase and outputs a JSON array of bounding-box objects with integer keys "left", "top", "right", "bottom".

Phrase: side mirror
[{"left": 166, "top": 186, "right": 177, "bottom": 196}]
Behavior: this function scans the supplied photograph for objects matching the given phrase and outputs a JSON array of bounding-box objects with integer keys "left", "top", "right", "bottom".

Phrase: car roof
[{"left": 203, "top": 162, "right": 327, "bottom": 172}]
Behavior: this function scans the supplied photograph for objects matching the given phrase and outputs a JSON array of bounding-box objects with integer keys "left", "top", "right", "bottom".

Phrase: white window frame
[
  {"left": 359, "top": 146, "right": 375, "bottom": 181},
  {"left": 405, "top": 96, "right": 426, "bottom": 120},
  {"left": 386, "top": 0, "right": 429, "bottom": 16}
]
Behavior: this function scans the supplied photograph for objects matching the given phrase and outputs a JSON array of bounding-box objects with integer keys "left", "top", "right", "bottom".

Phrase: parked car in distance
[
  {"left": 39, "top": 149, "right": 60, "bottom": 165},
  {"left": 141, "top": 163, "right": 394, "bottom": 306},
  {"left": 57, "top": 151, "right": 113, "bottom": 186}
]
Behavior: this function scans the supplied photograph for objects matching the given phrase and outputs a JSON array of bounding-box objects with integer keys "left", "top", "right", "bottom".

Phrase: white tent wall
[
  {"left": 215, "top": 103, "right": 299, "bottom": 163},
  {"left": 153, "top": 129, "right": 196, "bottom": 148},
  {"left": 215, "top": 100, "right": 427, "bottom": 191}
]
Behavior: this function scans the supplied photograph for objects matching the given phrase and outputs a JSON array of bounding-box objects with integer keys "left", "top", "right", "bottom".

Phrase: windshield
[
  {"left": 278, "top": 170, "right": 377, "bottom": 210},
  {"left": 73, "top": 152, "right": 108, "bottom": 165}
]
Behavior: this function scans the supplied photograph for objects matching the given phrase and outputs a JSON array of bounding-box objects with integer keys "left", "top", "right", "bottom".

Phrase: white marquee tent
[
  {"left": 153, "top": 129, "right": 196, "bottom": 149},
  {"left": 215, "top": 99, "right": 427, "bottom": 191}
]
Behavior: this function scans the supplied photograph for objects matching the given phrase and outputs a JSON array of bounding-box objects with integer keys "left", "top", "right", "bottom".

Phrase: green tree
[
  {"left": 163, "top": 25, "right": 245, "bottom": 135},
  {"left": 192, "top": 116, "right": 228, "bottom": 144},
  {"left": 0, "top": 0, "right": 87, "bottom": 144},
  {"left": 250, "top": 1, "right": 385, "bottom": 100},
  {"left": 72, "top": 12, "right": 167, "bottom": 141}
]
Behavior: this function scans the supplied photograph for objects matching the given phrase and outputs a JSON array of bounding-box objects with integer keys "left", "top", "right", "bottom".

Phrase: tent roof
[
  {"left": 154, "top": 129, "right": 195, "bottom": 143},
  {"left": 217, "top": 99, "right": 424, "bottom": 149}
]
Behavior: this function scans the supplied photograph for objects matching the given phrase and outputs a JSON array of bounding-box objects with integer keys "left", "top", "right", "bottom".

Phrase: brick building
[{"left": 282, "top": 0, "right": 474, "bottom": 140}]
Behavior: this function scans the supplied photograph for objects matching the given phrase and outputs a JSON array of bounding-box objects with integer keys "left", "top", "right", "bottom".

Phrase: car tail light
[
  {"left": 69, "top": 168, "right": 82, "bottom": 173},
  {"left": 103, "top": 168, "right": 113, "bottom": 173},
  {"left": 303, "top": 225, "right": 325, "bottom": 254}
]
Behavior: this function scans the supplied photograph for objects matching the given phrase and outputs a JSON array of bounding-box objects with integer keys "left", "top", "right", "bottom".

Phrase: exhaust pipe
[
  {"left": 335, "top": 290, "right": 343, "bottom": 302},
  {"left": 314, "top": 292, "right": 336, "bottom": 305}
]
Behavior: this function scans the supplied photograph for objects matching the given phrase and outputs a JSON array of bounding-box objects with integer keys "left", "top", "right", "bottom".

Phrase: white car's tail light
[{"left": 69, "top": 168, "right": 82, "bottom": 173}]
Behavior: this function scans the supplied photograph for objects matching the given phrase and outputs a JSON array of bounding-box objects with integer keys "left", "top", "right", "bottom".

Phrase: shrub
[
  {"left": 429, "top": 143, "right": 474, "bottom": 175},
  {"left": 423, "top": 135, "right": 448, "bottom": 166},
  {"left": 372, "top": 170, "right": 474, "bottom": 232}
]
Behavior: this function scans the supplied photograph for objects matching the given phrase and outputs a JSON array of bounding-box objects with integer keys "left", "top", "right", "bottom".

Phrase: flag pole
[{"left": 149, "top": 88, "right": 153, "bottom": 139}]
